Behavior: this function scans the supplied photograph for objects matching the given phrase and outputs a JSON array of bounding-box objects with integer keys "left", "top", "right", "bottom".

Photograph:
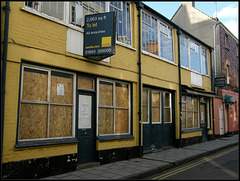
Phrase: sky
[{"left": 142, "top": 1, "right": 239, "bottom": 39}]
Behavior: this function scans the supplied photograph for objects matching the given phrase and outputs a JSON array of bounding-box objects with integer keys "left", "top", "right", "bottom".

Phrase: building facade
[
  {"left": 2, "top": 1, "right": 214, "bottom": 179},
  {"left": 171, "top": 2, "right": 239, "bottom": 137}
]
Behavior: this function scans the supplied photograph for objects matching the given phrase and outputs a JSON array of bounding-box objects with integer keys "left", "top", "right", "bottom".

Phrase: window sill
[
  {"left": 97, "top": 134, "right": 134, "bottom": 142},
  {"left": 182, "top": 128, "right": 202, "bottom": 133},
  {"left": 15, "top": 138, "right": 79, "bottom": 148}
]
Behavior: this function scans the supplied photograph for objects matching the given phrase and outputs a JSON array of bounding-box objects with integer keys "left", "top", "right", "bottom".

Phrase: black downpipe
[
  {"left": 177, "top": 28, "right": 182, "bottom": 145},
  {"left": 136, "top": 2, "right": 143, "bottom": 158},
  {"left": 1, "top": 1, "right": 10, "bottom": 165},
  {"left": 210, "top": 48, "right": 215, "bottom": 138}
]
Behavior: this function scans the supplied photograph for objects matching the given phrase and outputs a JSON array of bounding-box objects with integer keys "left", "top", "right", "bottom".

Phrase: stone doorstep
[{"left": 76, "top": 162, "right": 100, "bottom": 170}]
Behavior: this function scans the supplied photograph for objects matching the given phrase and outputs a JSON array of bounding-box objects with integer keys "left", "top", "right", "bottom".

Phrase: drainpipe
[
  {"left": 1, "top": 1, "right": 10, "bottom": 165},
  {"left": 136, "top": 2, "right": 143, "bottom": 158},
  {"left": 177, "top": 28, "right": 182, "bottom": 146},
  {"left": 210, "top": 48, "right": 215, "bottom": 138}
]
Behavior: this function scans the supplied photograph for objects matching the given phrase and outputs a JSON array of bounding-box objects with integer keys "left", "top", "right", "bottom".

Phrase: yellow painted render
[
  {"left": 182, "top": 130, "right": 202, "bottom": 139},
  {"left": 3, "top": 2, "right": 141, "bottom": 163}
]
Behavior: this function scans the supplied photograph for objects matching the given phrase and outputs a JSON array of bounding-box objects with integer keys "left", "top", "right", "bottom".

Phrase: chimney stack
[{"left": 192, "top": 1, "right": 195, "bottom": 7}]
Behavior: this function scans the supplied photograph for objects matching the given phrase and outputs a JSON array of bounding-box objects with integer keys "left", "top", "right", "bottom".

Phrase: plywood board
[
  {"left": 19, "top": 103, "right": 48, "bottom": 139},
  {"left": 49, "top": 105, "right": 72, "bottom": 137},
  {"left": 115, "top": 83, "right": 129, "bottom": 108},
  {"left": 152, "top": 107, "right": 160, "bottom": 123},
  {"left": 78, "top": 76, "right": 94, "bottom": 90},
  {"left": 22, "top": 69, "right": 48, "bottom": 101},
  {"left": 98, "top": 108, "right": 114, "bottom": 134},
  {"left": 51, "top": 75, "right": 73, "bottom": 104},
  {"left": 115, "top": 109, "right": 129, "bottom": 133},
  {"left": 99, "top": 82, "right": 113, "bottom": 106}
]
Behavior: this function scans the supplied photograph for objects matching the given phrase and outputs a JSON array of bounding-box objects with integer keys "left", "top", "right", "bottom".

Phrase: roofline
[{"left": 139, "top": 1, "right": 214, "bottom": 49}]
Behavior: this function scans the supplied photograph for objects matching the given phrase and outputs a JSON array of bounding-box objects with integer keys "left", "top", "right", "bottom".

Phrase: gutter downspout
[
  {"left": 210, "top": 48, "right": 215, "bottom": 138},
  {"left": 177, "top": 28, "right": 182, "bottom": 146},
  {"left": 136, "top": 2, "right": 144, "bottom": 158},
  {"left": 1, "top": 1, "right": 10, "bottom": 165}
]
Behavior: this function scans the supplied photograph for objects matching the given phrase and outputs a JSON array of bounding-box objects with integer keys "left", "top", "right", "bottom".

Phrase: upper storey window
[
  {"left": 180, "top": 35, "right": 208, "bottom": 75},
  {"left": 142, "top": 11, "right": 174, "bottom": 63},
  {"left": 24, "top": 1, "right": 132, "bottom": 46}
]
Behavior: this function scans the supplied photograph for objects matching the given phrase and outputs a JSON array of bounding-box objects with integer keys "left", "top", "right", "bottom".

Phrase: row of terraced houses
[{"left": 1, "top": 1, "right": 238, "bottom": 179}]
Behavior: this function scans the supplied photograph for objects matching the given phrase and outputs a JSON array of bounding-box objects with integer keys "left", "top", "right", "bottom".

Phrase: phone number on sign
[{"left": 85, "top": 48, "right": 112, "bottom": 55}]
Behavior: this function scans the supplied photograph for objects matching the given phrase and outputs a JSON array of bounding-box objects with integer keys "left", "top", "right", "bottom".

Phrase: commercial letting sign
[{"left": 83, "top": 12, "right": 116, "bottom": 61}]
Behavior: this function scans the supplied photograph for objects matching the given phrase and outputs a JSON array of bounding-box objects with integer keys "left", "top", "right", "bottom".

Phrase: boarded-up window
[
  {"left": 143, "top": 88, "right": 149, "bottom": 123},
  {"left": 78, "top": 76, "right": 94, "bottom": 90},
  {"left": 19, "top": 65, "right": 75, "bottom": 140},
  {"left": 98, "top": 79, "right": 130, "bottom": 135},
  {"left": 164, "top": 92, "right": 172, "bottom": 123},
  {"left": 182, "top": 95, "right": 199, "bottom": 130},
  {"left": 152, "top": 91, "right": 161, "bottom": 123}
]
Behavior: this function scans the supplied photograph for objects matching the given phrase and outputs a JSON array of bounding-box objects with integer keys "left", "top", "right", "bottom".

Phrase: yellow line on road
[{"left": 152, "top": 146, "right": 238, "bottom": 180}]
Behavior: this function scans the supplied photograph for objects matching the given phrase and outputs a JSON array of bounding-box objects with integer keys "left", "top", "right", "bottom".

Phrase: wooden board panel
[
  {"left": 22, "top": 68, "right": 48, "bottom": 101},
  {"left": 152, "top": 91, "right": 160, "bottom": 106},
  {"left": 49, "top": 105, "right": 72, "bottom": 137},
  {"left": 99, "top": 81, "right": 113, "bottom": 106},
  {"left": 143, "top": 106, "right": 148, "bottom": 123},
  {"left": 115, "top": 83, "right": 129, "bottom": 108},
  {"left": 78, "top": 76, "right": 94, "bottom": 90},
  {"left": 51, "top": 75, "right": 73, "bottom": 104},
  {"left": 164, "top": 108, "right": 171, "bottom": 123},
  {"left": 98, "top": 108, "right": 114, "bottom": 135},
  {"left": 152, "top": 107, "right": 160, "bottom": 123},
  {"left": 115, "top": 109, "right": 129, "bottom": 133},
  {"left": 19, "top": 103, "right": 48, "bottom": 139},
  {"left": 187, "top": 112, "right": 193, "bottom": 128}
]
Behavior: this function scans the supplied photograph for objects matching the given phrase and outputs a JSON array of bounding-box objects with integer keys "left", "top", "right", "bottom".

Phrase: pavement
[{"left": 41, "top": 134, "right": 239, "bottom": 180}]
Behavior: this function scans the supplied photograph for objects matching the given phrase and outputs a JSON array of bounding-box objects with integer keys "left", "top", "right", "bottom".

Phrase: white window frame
[
  {"left": 97, "top": 78, "right": 131, "bottom": 136},
  {"left": 19, "top": 64, "right": 76, "bottom": 141}
]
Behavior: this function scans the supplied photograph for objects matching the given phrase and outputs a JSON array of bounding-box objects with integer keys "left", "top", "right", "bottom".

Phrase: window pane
[
  {"left": 99, "top": 81, "right": 113, "bottom": 106},
  {"left": 164, "top": 108, "right": 171, "bottom": 123},
  {"left": 152, "top": 91, "right": 160, "bottom": 106},
  {"left": 19, "top": 103, "right": 48, "bottom": 139},
  {"left": 115, "top": 109, "right": 129, "bottom": 133},
  {"left": 187, "top": 112, "right": 193, "bottom": 128},
  {"left": 180, "top": 36, "right": 189, "bottom": 67},
  {"left": 78, "top": 76, "right": 94, "bottom": 90},
  {"left": 164, "top": 93, "right": 170, "bottom": 107},
  {"left": 152, "top": 107, "right": 160, "bottom": 123},
  {"left": 51, "top": 71, "right": 73, "bottom": 104},
  {"left": 201, "top": 48, "right": 207, "bottom": 74},
  {"left": 182, "top": 111, "right": 186, "bottom": 129},
  {"left": 98, "top": 108, "right": 114, "bottom": 135},
  {"left": 193, "top": 97, "right": 198, "bottom": 111},
  {"left": 182, "top": 103, "right": 186, "bottom": 111},
  {"left": 49, "top": 105, "right": 73, "bottom": 137},
  {"left": 143, "top": 89, "right": 149, "bottom": 123},
  {"left": 194, "top": 112, "right": 199, "bottom": 128},
  {"left": 115, "top": 83, "right": 129, "bottom": 108},
  {"left": 22, "top": 68, "right": 48, "bottom": 101},
  {"left": 190, "top": 43, "right": 200, "bottom": 72},
  {"left": 186, "top": 96, "right": 192, "bottom": 111}
]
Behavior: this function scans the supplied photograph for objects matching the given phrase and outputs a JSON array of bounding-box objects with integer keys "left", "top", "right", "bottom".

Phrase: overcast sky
[{"left": 142, "top": 1, "right": 239, "bottom": 39}]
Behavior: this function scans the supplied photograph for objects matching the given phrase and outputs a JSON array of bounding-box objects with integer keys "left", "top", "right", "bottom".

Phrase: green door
[
  {"left": 77, "top": 92, "right": 96, "bottom": 164},
  {"left": 143, "top": 89, "right": 174, "bottom": 153}
]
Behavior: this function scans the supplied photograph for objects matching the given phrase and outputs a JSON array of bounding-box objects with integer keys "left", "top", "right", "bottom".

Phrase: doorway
[
  {"left": 143, "top": 88, "right": 174, "bottom": 153},
  {"left": 77, "top": 92, "right": 96, "bottom": 164},
  {"left": 219, "top": 104, "right": 224, "bottom": 135},
  {"left": 200, "top": 103, "right": 208, "bottom": 141}
]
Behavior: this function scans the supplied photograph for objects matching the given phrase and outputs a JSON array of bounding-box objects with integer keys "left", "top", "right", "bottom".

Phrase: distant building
[{"left": 172, "top": 1, "right": 239, "bottom": 137}]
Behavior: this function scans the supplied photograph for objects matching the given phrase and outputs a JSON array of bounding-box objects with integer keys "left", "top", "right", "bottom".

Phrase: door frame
[
  {"left": 76, "top": 89, "right": 96, "bottom": 164},
  {"left": 200, "top": 103, "right": 208, "bottom": 141}
]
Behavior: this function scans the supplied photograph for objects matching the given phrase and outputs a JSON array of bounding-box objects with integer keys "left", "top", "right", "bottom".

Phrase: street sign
[
  {"left": 83, "top": 12, "right": 116, "bottom": 61},
  {"left": 215, "top": 77, "right": 226, "bottom": 88}
]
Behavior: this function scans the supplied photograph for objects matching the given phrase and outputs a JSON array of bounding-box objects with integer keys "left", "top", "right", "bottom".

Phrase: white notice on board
[{"left": 57, "top": 84, "right": 64, "bottom": 96}]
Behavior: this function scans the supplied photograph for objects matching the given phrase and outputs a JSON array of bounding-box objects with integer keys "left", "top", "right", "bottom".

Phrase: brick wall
[{"left": 219, "top": 26, "right": 239, "bottom": 92}]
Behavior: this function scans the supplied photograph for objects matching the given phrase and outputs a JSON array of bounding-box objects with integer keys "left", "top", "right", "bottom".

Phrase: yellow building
[{"left": 1, "top": 1, "right": 214, "bottom": 179}]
